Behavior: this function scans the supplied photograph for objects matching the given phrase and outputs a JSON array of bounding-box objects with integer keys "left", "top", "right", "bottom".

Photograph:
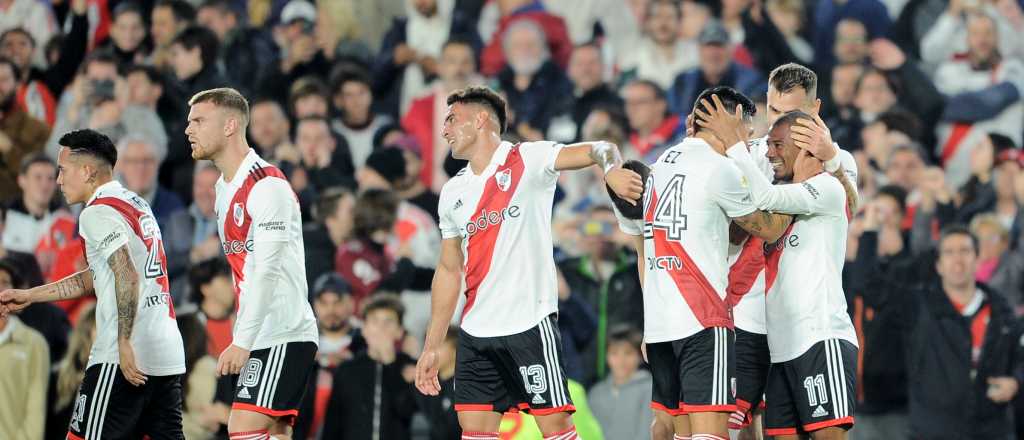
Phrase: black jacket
[
  {"left": 414, "top": 377, "right": 460, "bottom": 440},
  {"left": 321, "top": 352, "right": 418, "bottom": 440},
  {"left": 862, "top": 267, "right": 1024, "bottom": 439}
]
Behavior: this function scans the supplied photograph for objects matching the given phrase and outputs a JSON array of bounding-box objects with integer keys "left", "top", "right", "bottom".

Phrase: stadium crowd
[{"left": 0, "top": 0, "right": 1022, "bottom": 438}]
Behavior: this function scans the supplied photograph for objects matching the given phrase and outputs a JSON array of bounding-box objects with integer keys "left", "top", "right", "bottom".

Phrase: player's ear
[
  {"left": 224, "top": 116, "right": 237, "bottom": 137},
  {"left": 813, "top": 98, "right": 822, "bottom": 116}
]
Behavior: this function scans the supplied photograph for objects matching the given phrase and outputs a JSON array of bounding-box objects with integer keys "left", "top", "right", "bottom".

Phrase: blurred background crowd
[{"left": 0, "top": 0, "right": 1023, "bottom": 438}]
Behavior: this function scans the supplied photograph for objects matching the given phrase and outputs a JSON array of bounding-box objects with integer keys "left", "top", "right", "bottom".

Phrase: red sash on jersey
[
  {"left": 763, "top": 222, "right": 797, "bottom": 294},
  {"left": 89, "top": 196, "right": 174, "bottom": 318},
  {"left": 222, "top": 164, "right": 287, "bottom": 309},
  {"left": 726, "top": 236, "right": 765, "bottom": 308},
  {"left": 461, "top": 145, "right": 525, "bottom": 320}
]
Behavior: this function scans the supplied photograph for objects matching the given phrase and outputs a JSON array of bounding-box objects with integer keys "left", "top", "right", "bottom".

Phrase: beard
[
  {"left": 510, "top": 56, "right": 543, "bottom": 76},
  {"left": 320, "top": 317, "right": 346, "bottom": 333}
]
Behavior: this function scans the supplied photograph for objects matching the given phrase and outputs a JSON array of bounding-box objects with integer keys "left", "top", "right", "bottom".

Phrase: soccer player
[
  {"left": 185, "top": 88, "right": 319, "bottom": 440},
  {"left": 0, "top": 129, "right": 185, "bottom": 439},
  {"left": 413, "top": 86, "right": 643, "bottom": 440},
  {"left": 612, "top": 87, "right": 795, "bottom": 440},
  {"left": 696, "top": 95, "right": 859, "bottom": 439}
]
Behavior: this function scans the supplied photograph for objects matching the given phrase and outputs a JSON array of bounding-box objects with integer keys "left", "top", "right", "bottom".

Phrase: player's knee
[
  {"left": 651, "top": 415, "right": 673, "bottom": 440},
  {"left": 534, "top": 412, "right": 573, "bottom": 436},
  {"left": 227, "top": 409, "right": 275, "bottom": 433},
  {"left": 809, "top": 426, "right": 849, "bottom": 440}
]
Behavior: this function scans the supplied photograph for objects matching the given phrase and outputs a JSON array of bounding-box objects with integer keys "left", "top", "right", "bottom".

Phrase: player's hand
[
  {"left": 605, "top": 167, "right": 643, "bottom": 205},
  {"left": 415, "top": 348, "right": 442, "bottom": 396},
  {"left": 216, "top": 344, "right": 250, "bottom": 377},
  {"left": 641, "top": 342, "right": 649, "bottom": 364},
  {"left": 692, "top": 94, "right": 748, "bottom": 152},
  {"left": 987, "top": 377, "right": 1019, "bottom": 403},
  {"left": 791, "top": 114, "right": 836, "bottom": 161},
  {"left": 793, "top": 148, "right": 823, "bottom": 182},
  {"left": 118, "top": 339, "right": 148, "bottom": 386},
  {"left": 0, "top": 289, "right": 31, "bottom": 316}
]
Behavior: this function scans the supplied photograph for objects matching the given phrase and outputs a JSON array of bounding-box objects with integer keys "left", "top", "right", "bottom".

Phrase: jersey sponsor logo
[
  {"left": 464, "top": 205, "right": 521, "bottom": 236},
  {"left": 143, "top": 292, "right": 172, "bottom": 309},
  {"left": 222, "top": 239, "right": 255, "bottom": 255},
  {"left": 495, "top": 168, "right": 513, "bottom": 192},
  {"left": 99, "top": 231, "right": 122, "bottom": 249},
  {"left": 647, "top": 256, "right": 684, "bottom": 270},
  {"left": 233, "top": 202, "right": 245, "bottom": 227},
  {"left": 257, "top": 221, "right": 286, "bottom": 231},
  {"left": 801, "top": 182, "right": 820, "bottom": 199},
  {"left": 763, "top": 232, "right": 800, "bottom": 253}
]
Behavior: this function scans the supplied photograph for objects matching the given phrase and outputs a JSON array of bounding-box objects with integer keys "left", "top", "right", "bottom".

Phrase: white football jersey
[
  {"left": 215, "top": 150, "right": 318, "bottom": 351},
  {"left": 81, "top": 181, "right": 185, "bottom": 376},
  {"left": 727, "top": 143, "right": 859, "bottom": 363},
  {"left": 437, "top": 141, "right": 562, "bottom": 337},
  {"left": 619, "top": 137, "right": 757, "bottom": 343}
]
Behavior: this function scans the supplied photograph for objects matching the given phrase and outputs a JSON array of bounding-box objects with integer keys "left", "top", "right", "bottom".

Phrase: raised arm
[{"left": 416, "top": 237, "right": 464, "bottom": 396}]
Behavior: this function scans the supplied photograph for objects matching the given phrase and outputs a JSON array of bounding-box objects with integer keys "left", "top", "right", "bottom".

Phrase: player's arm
[
  {"left": 726, "top": 142, "right": 842, "bottom": 216},
  {"left": 632, "top": 235, "right": 645, "bottom": 286},
  {"left": 553, "top": 141, "right": 643, "bottom": 203},
  {"left": 108, "top": 245, "right": 140, "bottom": 343},
  {"left": 833, "top": 165, "right": 859, "bottom": 218},
  {"left": 416, "top": 236, "right": 464, "bottom": 395},
  {"left": 0, "top": 269, "right": 94, "bottom": 316},
  {"left": 731, "top": 209, "right": 793, "bottom": 243},
  {"left": 708, "top": 158, "right": 794, "bottom": 243}
]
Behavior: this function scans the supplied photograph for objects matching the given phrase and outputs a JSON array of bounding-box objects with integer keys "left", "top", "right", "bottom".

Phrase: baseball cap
[
  {"left": 698, "top": 20, "right": 730, "bottom": 46},
  {"left": 281, "top": 0, "right": 316, "bottom": 24},
  {"left": 312, "top": 273, "right": 352, "bottom": 299}
]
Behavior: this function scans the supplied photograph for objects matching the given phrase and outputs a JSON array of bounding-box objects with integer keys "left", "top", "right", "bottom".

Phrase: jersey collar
[
  {"left": 223, "top": 149, "right": 259, "bottom": 187},
  {"left": 86, "top": 180, "right": 123, "bottom": 205},
  {"left": 468, "top": 141, "right": 513, "bottom": 178}
]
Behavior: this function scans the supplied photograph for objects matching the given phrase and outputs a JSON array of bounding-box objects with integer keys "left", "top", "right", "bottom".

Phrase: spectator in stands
[
  {"left": 49, "top": 303, "right": 95, "bottom": 440},
  {"left": 188, "top": 258, "right": 234, "bottom": 358},
  {"left": 169, "top": 26, "right": 228, "bottom": 103},
  {"left": 811, "top": 0, "right": 891, "bottom": 71},
  {"left": 322, "top": 294, "right": 417, "bottom": 440},
  {"left": 304, "top": 187, "right": 355, "bottom": 288},
  {"left": 255, "top": 0, "right": 330, "bottom": 106},
  {"left": 956, "top": 133, "right": 1017, "bottom": 224},
  {"left": 991, "top": 144, "right": 1024, "bottom": 249},
  {"left": 920, "top": 0, "right": 1024, "bottom": 67},
  {"left": 335, "top": 189, "right": 400, "bottom": 307},
  {"left": 668, "top": 19, "right": 765, "bottom": 116},
  {"left": 151, "top": 0, "right": 197, "bottom": 69},
  {"left": 295, "top": 273, "right": 366, "bottom": 440},
  {"left": 834, "top": 18, "right": 869, "bottom": 65},
  {"left": 621, "top": 79, "right": 682, "bottom": 161},
  {"left": 6, "top": 257, "right": 70, "bottom": 367},
  {"left": 1, "top": 0, "right": 88, "bottom": 127},
  {"left": 555, "top": 263, "right": 599, "bottom": 383},
  {"left": 248, "top": 98, "right": 299, "bottom": 164},
  {"left": 288, "top": 75, "right": 331, "bottom": 119},
  {"left": 188, "top": 162, "right": 221, "bottom": 265},
  {"left": 402, "top": 38, "right": 482, "bottom": 192},
  {"left": 114, "top": 134, "right": 191, "bottom": 303},
  {"left": 566, "top": 42, "right": 623, "bottom": 143},
  {"left": 413, "top": 327, "right": 460, "bottom": 440},
  {"left": 46, "top": 52, "right": 167, "bottom": 161},
  {"left": 374, "top": 0, "right": 481, "bottom": 116},
  {"left": 2, "top": 155, "right": 61, "bottom": 254},
  {"left": 103, "top": 2, "right": 151, "bottom": 67},
  {"left": 589, "top": 325, "right": 653, "bottom": 440},
  {"left": 331, "top": 69, "right": 392, "bottom": 169},
  {"left": 177, "top": 313, "right": 218, "bottom": 440},
  {"left": 0, "top": 262, "right": 49, "bottom": 440},
  {"left": 884, "top": 144, "right": 928, "bottom": 196},
  {"left": 0, "top": 58, "right": 49, "bottom": 200},
  {"left": 933, "top": 12, "right": 1024, "bottom": 190},
  {"left": 971, "top": 214, "right": 1024, "bottom": 308},
  {"left": 479, "top": 0, "right": 572, "bottom": 76},
  {"left": 545, "top": 0, "right": 640, "bottom": 53},
  {"left": 497, "top": 19, "right": 572, "bottom": 141},
  {"left": 314, "top": 0, "right": 374, "bottom": 63},
  {"left": 825, "top": 62, "right": 866, "bottom": 149},
  {"left": 618, "top": 0, "right": 698, "bottom": 91},
  {"left": 852, "top": 67, "right": 897, "bottom": 127},
  {"left": 392, "top": 140, "right": 441, "bottom": 224},
  {"left": 294, "top": 116, "right": 356, "bottom": 197},
  {"left": 197, "top": 0, "right": 278, "bottom": 97},
  {"left": 861, "top": 225, "right": 1023, "bottom": 439},
  {"left": 860, "top": 110, "right": 922, "bottom": 185},
  {"left": 0, "top": 0, "right": 57, "bottom": 67}
]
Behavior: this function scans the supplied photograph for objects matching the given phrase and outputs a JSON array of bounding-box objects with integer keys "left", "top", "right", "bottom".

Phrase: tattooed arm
[
  {"left": 0, "top": 269, "right": 94, "bottom": 316},
  {"left": 107, "top": 245, "right": 140, "bottom": 341},
  {"left": 732, "top": 210, "right": 794, "bottom": 243},
  {"left": 834, "top": 165, "right": 859, "bottom": 219}
]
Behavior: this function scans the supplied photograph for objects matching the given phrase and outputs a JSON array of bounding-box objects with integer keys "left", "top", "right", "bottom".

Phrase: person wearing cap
[
  {"left": 254, "top": 0, "right": 330, "bottom": 106},
  {"left": 667, "top": 19, "right": 766, "bottom": 117},
  {"left": 293, "top": 273, "right": 366, "bottom": 440}
]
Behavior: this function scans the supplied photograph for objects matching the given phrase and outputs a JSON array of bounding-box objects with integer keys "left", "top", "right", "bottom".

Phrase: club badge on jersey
[
  {"left": 495, "top": 168, "right": 512, "bottom": 192},
  {"left": 233, "top": 202, "right": 244, "bottom": 227}
]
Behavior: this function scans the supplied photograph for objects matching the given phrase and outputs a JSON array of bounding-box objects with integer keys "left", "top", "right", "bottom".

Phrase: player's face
[
  {"left": 766, "top": 87, "right": 819, "bottom": 125},
  {"left": 936, "top": 234, "right": 978, "bottom": 288},
  {"left": 314, "top": 292, "right": 354, "bottom": 332},
  {"left": 186, "top": 102, "right": 227, "bottom": 161},
  {"left": 56, "top": 148, "right": 88, "bottom": 204},
  {"left": 766, "top": 122, "right": 800, "bottom": 182},
  {"left": 442, "top": 103, "right": 480, "bottom": 159}
]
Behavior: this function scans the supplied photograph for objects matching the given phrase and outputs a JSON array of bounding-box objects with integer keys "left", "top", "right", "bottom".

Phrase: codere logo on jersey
[
  {"left": 223, "top": 239, "right": 255, "bottom": 255},
  {"left": 465, "top": 205, "right": 521, "bottom": 236}
]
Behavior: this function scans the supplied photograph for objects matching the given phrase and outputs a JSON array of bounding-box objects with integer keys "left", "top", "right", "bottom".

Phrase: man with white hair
[
  {"left": 497, "top": 18, "right": 572, "bottom": 142},
  {"left": 114, "top": 134, "right": 191, "bottom": 304}
]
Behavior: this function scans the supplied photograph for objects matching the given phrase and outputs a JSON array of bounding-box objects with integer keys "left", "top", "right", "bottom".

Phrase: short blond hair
[{"left": 189, "top": 87, "right": 250, "bottom": 127}]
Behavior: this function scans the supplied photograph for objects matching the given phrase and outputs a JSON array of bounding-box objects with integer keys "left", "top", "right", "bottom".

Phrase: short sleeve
[
  {"left": 79, "top": 205, "right": 132, "bottom": 261},
  {"left": 247, "top": 178, "right": 296, "bottom": 242},
  {"left": 519, "top": 141, "right": 564, "bottom": 186},
  {"left": 613, "top": 206, "right": 643, "bottom": 236},
  {"left": 709, "top": 162, "right": 758, "bottom": 218},
  {"left": 437, "top": 187, "right": 461, "bottom": 240}
]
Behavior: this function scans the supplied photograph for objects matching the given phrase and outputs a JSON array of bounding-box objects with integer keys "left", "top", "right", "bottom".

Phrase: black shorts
[
  {"left": 730, "top": 328, "right": 771, "bottom": 429},
  {"left": 647, "top": 327, "right": 735, "bottom": 416},
  {"left": 454, "top": 314, "right": 575, "bottom": 415},
  {"left": 764, "top": 339, "right": 857, "bottom": 436},
  {"left": 231, "top": 341, "right": 317, "bottom": 424},
  {"left": 66, "top": 363, "right": 183, "bottom": 440}
]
